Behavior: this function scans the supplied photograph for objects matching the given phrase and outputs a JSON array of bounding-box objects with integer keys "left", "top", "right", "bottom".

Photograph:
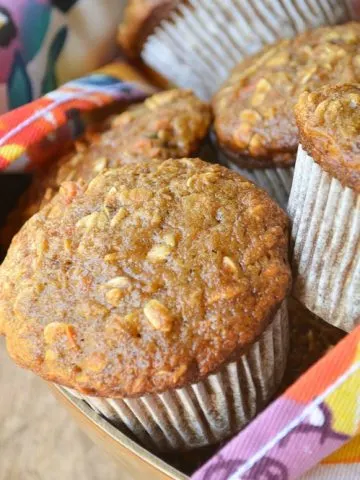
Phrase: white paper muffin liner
[
  {"left": 288, "top": 145, "right": 360, "bottom": 332},
  {"left": 219, "top": 152, "right": 294, "bottom": 210},
  {"left": 142, "top": 0, "right": 353, "bottom": 99},
  {"left": 66, "top": 301, "right": 288, "bottom": 451}
]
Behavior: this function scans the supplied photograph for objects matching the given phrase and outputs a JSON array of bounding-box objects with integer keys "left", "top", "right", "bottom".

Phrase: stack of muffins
[{"left": 0, "top": 11, "right": 358, "bottom": 457}]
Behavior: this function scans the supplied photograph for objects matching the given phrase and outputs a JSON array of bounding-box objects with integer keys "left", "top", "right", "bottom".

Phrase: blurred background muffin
[
  {"left": 117, "top": 0, "right": 180, "bottom": 59},
  {"left": 117, "top": 0, "right": 355, "bottom": 99},
  {"left": 0, "top": 158, "right": 291, "bottom": 451},
  {"left": 289, "top": 83, "right": 359, "bottom": 332},
  {"left": 212, "top": 22, "right": 360, "bottom": 207}
]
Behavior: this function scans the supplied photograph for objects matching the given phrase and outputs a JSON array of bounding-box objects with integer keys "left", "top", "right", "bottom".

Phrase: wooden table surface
[{"left": 0, "top": 338, "right": 129, "bottom": 480}]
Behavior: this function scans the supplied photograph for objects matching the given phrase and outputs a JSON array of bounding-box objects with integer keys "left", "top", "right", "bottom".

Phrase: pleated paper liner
[
  {"left": 288, "top": 145, "right": 360, "bottom": 332},
  {"left": 142, "top": 0, "right": 352, "bottom": 99},
  {"left": 223, "top": 155, "right": 293, "bottom": 210},
  {"left": 216, "top": 145, "right": 294, "bottom": 209},
  {"left": 66, "top": 301, "right": 289, "bottom": 452},
  {"left": 54, "top": 298, "right": 345, "bottom": 479}
]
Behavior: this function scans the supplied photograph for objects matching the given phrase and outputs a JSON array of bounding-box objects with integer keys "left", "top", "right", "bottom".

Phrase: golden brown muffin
[
  {"left": 0, "top": 159, "right": 290, "bottom": 397},
  {"left": 295, "top": 84, "right": 360, "bottom": 193},
  {"left": 118, "top": 0, "right": 180, "bottom": 58},
  {"left": 1, "top": 89, "right": 211, "bottom": 244},
  {"left": 213, "top": 22, "right": 360, "bottom": 168}
]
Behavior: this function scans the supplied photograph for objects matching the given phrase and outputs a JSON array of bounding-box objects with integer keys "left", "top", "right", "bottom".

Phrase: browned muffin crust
[
  {"left": 118, "top": 0, "right": 180, "bottom": 58},
  {"left": 295, "top": 84, "right": 360, "bottom": 192},
  {"left": 0, "top": 159, "right": 290, "bottom": 397},
  {"left": 213, "top": 22, "right": 360, "bottom": 168},
  {"left": 1, "top": 89, "right": 211, "bottom": 244}
]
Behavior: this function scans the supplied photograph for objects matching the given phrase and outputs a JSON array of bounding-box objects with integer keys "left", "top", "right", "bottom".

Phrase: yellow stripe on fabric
[
  {"left": 0, "top": 144, "right": 26, "bottom": 161},
  {"left": 326, "top": 344, "right": 360, "bottom": 435}
]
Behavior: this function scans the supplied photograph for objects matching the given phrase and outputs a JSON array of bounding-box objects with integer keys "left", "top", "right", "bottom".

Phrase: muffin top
[
  {"left": 213, "top": 23, "right": 360, "bottom": 167},
  {"left": 295, "top": 84, "right": 360, "bottom": 192},
  {"left": 118, "top": 0, "right": 179, "bottom": 58},
  {"left": 0, "top": 159, "right": 290, "bottom": 397}
]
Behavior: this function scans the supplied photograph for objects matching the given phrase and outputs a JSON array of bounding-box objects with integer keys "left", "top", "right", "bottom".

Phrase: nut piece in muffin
[
  {"left": 118, "top": 0, "right": 180, "bottom": 58},
  {"left": 289, "top": 84, "right": 360, "bottom": 332},
  {"left": 0, "top": 159, "right": 290, "bottom": 398},
  {"left": 213, "top": 22, "right": 360, "bottom": 168},
  {"left": 1, "top": 89, "right": 211, "bottom": 245}
]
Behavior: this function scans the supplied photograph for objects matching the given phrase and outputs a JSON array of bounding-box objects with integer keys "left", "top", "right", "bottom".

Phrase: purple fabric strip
[{"left": 192, "top": 397, "right": 349, "bottom": 480}]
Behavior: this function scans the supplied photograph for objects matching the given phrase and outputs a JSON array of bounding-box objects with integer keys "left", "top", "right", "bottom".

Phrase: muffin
[
  {"left": 141, "top": 0, "right": 353, "bottom": 99},
  {"left": 289, "top": 84, "right": 360, "bottom": 332},
  {"left": 0, "top": 159, "right": 291, "bottom": 450},
  {"left": 118, "top": 0, "right": 180, "bottom": 58},
  {"left": 1, "top": 89, "right": 211, "bottom": 245},
  {"left": 213, "top": 22, "right": 360, "bottom": 208}
]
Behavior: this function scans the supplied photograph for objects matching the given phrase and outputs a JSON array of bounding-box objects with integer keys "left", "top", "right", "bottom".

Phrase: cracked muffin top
[
  {"left": 213, "top": 22, "right": 360, "bottom": 168},
  {"left": 0, "top": 159, "right": 290, "bottom": 397},
  {"left": 295, "top": 84, "right": 360, "bottom": 193}
]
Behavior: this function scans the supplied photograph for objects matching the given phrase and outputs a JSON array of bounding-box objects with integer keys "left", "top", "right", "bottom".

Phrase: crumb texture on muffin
[
  {"left": 213, "top": 23, "right": 360, "bottom": 167},
  {"left": 295, "top": 84, "right": 360, "bottom": 192},
  {"left": 0, "top": 159, "right": 290, "bottom": 397}
]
